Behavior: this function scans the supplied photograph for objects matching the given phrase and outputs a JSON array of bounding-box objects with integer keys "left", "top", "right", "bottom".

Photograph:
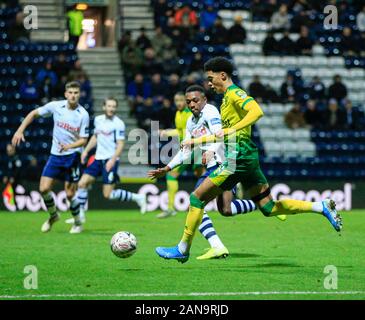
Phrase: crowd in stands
[
  {"left": 0, "top": 1, "right": 93, "bottom": 182},
  {"left": 120, "top": 1, "right": 250, "bottom": 129},
  {"left": 18, "top": 55, "right": 92, "bottom": 107},
  {"left": 119, "top": 0, "right": 365, "bottom": 133},
  {"left": 262, "top": 3, "right": 365, "bottom": 58},
  {"left": 248, "top": 70, "right": 364, "bottom": 130}
]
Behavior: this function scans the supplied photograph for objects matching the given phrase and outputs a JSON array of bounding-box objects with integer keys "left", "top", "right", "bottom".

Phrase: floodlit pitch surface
[{"left": 0, "top": 210, "right": 364, "bottom": 300}]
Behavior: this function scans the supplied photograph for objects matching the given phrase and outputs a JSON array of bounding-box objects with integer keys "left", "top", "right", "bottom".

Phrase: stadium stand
[
  {"left": 0, "top": 2, "right": 93, "bottom": 180},
  {"left": 119, "top": 0, "right": 365, "bottom": 179}
]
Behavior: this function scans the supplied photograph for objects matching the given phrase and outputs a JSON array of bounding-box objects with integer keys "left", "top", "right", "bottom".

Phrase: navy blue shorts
[
  {"left": 84, "top": 158, "right": 119, "bottom": 184},
  {"left": 195, "top": 164, "right": 237, "bottom": 195},
  {"left": 42, "top": 153, "right": 81, "bottom": 183}
]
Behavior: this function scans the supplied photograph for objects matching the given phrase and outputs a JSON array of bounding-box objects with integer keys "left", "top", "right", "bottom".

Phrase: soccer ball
[{"left": 110, "top": 231, "right": 137, "bottom": 258}]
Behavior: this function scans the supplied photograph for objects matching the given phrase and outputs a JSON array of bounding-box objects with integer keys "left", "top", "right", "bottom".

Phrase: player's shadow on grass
[
  {"left": 247, "top": 262, "right": 301, "bottom": 268},
  {"left": 229, "top": 253, "right": 263, "bottom": 258}
]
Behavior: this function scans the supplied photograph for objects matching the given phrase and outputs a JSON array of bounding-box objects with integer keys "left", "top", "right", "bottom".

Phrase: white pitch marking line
[{"left": 1, "top": 291, "right": 365, "bottom": 299}]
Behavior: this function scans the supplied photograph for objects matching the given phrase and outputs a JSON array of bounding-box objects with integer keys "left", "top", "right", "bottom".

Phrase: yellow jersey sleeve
[{"left": 229, "top": 88, "right": 256, "bottom": 112}]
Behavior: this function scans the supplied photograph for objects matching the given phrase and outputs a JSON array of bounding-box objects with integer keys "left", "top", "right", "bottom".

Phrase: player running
[
  {"left": 65, "top": 97, "right": 147, "bottom": 231},
  {"left": 150, "top": 85, "right": 279, "bottom": 260},
  {"left": 156, "top": 57, "right": 343, "bottom": 263},
  {"left": 11, "top": 81, "right": 89, "bottom": 234},
  {"left": 157, "top": 92, "right": 204, "bottom": 218}
]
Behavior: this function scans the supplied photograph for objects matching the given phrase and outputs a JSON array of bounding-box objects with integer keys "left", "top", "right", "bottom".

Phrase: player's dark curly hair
[
  {"left": 204, "top": 56, "right": 234, "bottom": 77},
  {"left": 185, "top": 84, "right": 205, "bottom": 95}
]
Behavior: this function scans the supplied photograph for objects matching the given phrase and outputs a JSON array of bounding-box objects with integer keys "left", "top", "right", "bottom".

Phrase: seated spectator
[
  {"left": 188, "top": 52, "right": 204, "bottom": 74},
  {"left": 309, "top": 76, "right": 326, "bottom": 101},
  {"left": 265, "top": 84, "right": 280, "bottom": 102},
  {"left": 76, "top": 72, "right": 92, "bottom": 105},
  {"left": 68, "top": 59, "right": 84, "bottom": 80},
  {"left": 19, "top": 77, "right": 39, "bottom": 103},
  {"left": 359, "top": 32, "right": 365, "bottom": 57},
  {"left": 52, "top": 75, "right": 68, "bottom": 98},
  {"left": 2, "top": 143, "right": 22, "bottom": 186},
  {"left": 118, "top": 30, "right": 133, "bottom": 54},
  {"left": 157, "top": 98, "right": 175, "bottom": 129},
  {"left": 323, "top": 99, "right": 345, "bottom": 130},
  {"left": 135, "top": 98, "right": 154, "bottom": 131},
  {"left": 165, "top": 19, "right": 190, "bottom": 54},
  {"left": 356, "top": 5, "right": 365, "bottom": 32},
  {"left": 39, "top": 76, "right": 55, "bottom": 104},
  {"left": 35, "top": 61, "right": 58, "bottom": 87},
  {"left": 24, "top": 155, "right": 42, "bottom": 182},
  {"left": 277, "top": 31, "right": 296, "bottom": 55},
  {"left": 136, "top": 27, "right": 152, "bottom": 51},
  {"left": 228, "top": 15, "right": 247, "bottom": 44},
  {"left": 181, "top": 72, "right": 201, "bottom": 90},
  {"left": 280, "top": 74, "right": 297, "bottom": 102},
  {"left": 290, "top": 10, "right": 313, "bottom": 33},
  {"left": 151, "top": 26, "right": 172, "bottom": 61},
  {"left": 8, "top": 10, "right": 30, "bottom": 43},
  {"left": 127, "top": 73, "right": 152, "bottom": 114},
  {"left": 121, "top": 43, "right": 144, "bottom": 81},
  {"left": 284, "top": 103, "right": 307, "bottom": 129},
  {"left": 208, "top": 16, "right": 228, "bottom": 45},
  {"left": 328, "top": 75, "right": 348, "bottom": 103},
  {"left": 295, "top": 26, "right": 314, "bottom": 55},
  {"left": 339, "top": 27, "right": 359, "bottom": 56},
  {"left": 270, "top": 4, "right": 290, "bottom": 32},
  {"left": 165, "top": 73, "right": 181, "bottom": 101},
  {"left": 262, "top": 30, "right": 279, "bottom": 55},
  {"left": 141, "top": 47, "right": 163, "bottom": 76},
  {"left": 200, "top": 1, "right": 218, "bottom": 31},
  {"left": 251, "top": 0, "right": 267, "bottom": 22},
  {"left": 248, "top": 75, "right": 266, "bottom": 102},
  {"left": 263, "top": 0, "right": 278, "bottom": 22},
  {"left": 343, "top": 99, "right": 364, "bottom": 130},
  {"left": 174, "top": 5, "right": 198, "bottom": 28},
  {"left": 53, "top": 53, "right": 71, "bottom": 79},
  {"left": 161, "top": 46, "right": 181, "bottom": 75},
  {"left": 304, "top": 99, "right": 323, "bottom": 128},
  {"left": 150, "top": 73, "right": 165, "bottom": 105}
]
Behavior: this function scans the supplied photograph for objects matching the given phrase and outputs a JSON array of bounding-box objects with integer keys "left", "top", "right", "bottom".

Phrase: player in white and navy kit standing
[
  {"left": 149, "top": 85, "right": 258, "bottom": 259},
  {"left": 65, "top": 98, "right": 146, "bottom": 230},
  {"left": 11, "top": 81, "right": 89, "bottom": 234}
]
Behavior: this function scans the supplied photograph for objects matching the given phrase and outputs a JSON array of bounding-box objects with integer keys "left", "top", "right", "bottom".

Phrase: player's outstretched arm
[
  {"left": 160, "top": 129, "right": 179, "bottom": 138},
  {"left": 147, "top": 166, "right": 171, "bottom": 179},
  {"left": 226, "top": 100, "right": 264, "bottom": 133},
  {"left": 11, "top": 109, "right": 40, "bottom": 146},
  {"left": 59, "top": 138, "right": 88, "bottom": 153}
]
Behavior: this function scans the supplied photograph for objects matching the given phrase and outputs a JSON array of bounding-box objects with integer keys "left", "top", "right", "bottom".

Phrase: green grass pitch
[{"left": 0, "top": 209, "right": 364, "bottom": 300}]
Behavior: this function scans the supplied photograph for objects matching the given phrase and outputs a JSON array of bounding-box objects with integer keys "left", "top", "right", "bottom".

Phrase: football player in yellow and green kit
[
  {"left": 157, "top": 92, "right": 204, "bottom": 218},
  {"left": 156, "top": 57, "right": 343, "bottom": 262}
]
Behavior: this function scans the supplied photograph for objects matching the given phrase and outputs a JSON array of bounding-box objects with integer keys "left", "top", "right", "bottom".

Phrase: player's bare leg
[{"left": 39, "top": 176, "right": 60, "bottom": 232}]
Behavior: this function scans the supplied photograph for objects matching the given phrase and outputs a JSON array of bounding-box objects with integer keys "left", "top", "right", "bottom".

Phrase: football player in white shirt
[
  {"left": 65, "top": 98, "right": 147, "bottom": 230},
  {"left": 148, "top": 85, "right": 258, "bottom": 260},
  {"left": 12, "top": 81, "right": 89, "bottom": 234}
]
